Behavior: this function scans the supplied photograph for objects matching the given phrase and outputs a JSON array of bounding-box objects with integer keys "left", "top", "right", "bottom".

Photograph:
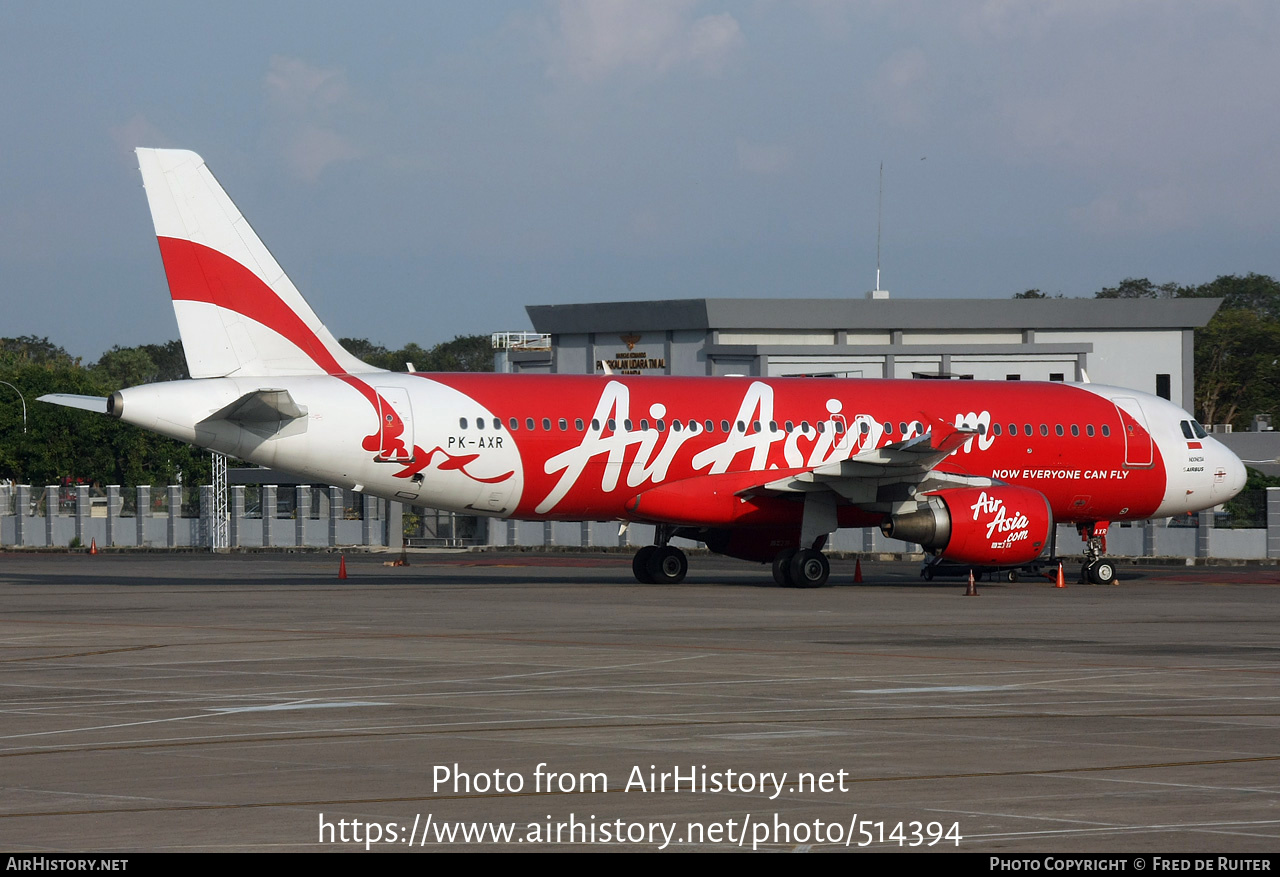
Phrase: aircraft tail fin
[{"left": 135, "top": 148, "right": 378, "bottom": 379}]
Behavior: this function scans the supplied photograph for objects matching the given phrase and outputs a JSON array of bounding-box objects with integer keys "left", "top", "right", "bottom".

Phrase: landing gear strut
[
  {"left": 632, "top": 525, "right": 688, "bottom": 584},
  {"left": 1078, "top": 523, "right": 1117, "bottom": 586}
]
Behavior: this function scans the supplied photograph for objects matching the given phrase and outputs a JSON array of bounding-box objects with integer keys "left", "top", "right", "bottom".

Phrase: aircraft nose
[{"left": 1212, "top": 445, "right": 1248, "bottom": 503}]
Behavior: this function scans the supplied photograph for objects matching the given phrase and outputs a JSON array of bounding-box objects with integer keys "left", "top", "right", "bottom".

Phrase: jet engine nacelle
[{"left": 881, "top": 485, "right": 1052, "bottom": 567}]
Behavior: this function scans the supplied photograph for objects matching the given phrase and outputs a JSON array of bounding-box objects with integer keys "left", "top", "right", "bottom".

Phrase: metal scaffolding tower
[{"left": 211, "top": 452, "right": 228, "bottom": 550}]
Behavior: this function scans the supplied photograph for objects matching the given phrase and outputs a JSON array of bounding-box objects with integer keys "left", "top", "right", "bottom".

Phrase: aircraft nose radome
[{"left": 1215, "top": 446, "right": 1248, "bottom": 503}]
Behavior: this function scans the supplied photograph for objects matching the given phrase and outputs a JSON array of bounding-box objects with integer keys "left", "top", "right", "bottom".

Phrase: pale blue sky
[{"left": 4, "top": 1, "right": 1279, "bottom": 359}]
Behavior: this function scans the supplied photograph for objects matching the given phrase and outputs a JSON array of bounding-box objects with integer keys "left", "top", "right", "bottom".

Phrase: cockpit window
[
  {"left": 1180, "top": 421, "right": 1194, "bottom": 439},
  {"left": 1190, "top": 420, "right": 1208, "bottom": 439}
]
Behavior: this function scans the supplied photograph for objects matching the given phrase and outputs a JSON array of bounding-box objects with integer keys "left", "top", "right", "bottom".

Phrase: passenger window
[
  {"left": 526, "top": 418, "right": 535, "bottom": 430},
  {"left": 705, "top": 420, "right": 715, "bottom": 432},
  {"left": 459, "top": 417, "right": 468, "bottom": 429},
  {"left": 656, "top": 420, "right": 666, "bottom": 432},
  {"left": 721, "top": 420, "right": 730, "bottom": 433},
  {"left": 752, "top": 420, "right": 761, "bottom": 432},
  {"left": 640, "top": 419, "right": 649, "bottom": 431},
  {"left": 769, "top": 421, "right": 779, "bottom": 433},
  {"left": 1007, "top": 424, "right": 1017, "bottom": 436},
  {"left": 509, "top": 418, "right": 519, "bottom": 431},
  {"left": 1101, "top": 424, "right": 1111, "bottom": 437},
  {"left": 786, "top": 421, "right": 795, "bottom": 432},
  {"left": 574, "top": 418, "right": 584, "bottom": 431},
  {"left": 736, "top": 420, "right": 746, "bottom": 433},
  {"left": 1024, "top": 423, "right": 1032, "bottom": 435},
  {"left": 542, "top": 418, "right": 551, "bottom": 431},
  {"left": 860, "top": 421, "right": 870, "bottom": 434},
  {"left": 801, "top": 421, "right": 811, "bottom": 433},
  {"left": 1055, "top": 425, "right": 1064, "bottom": 436},
  {"left": 493, "top": 418, "right": 501, "bottom": 429},
  {"left": 591, "top": 418, "right": 601, "bottom": 431},
  {"left": 672, "top": 420, "right": 682, "bottom": 432},
  {"left": 1071, "top": 425, "right": 1079, "bottom": 437},
  {"left": 558, "top": 418, "right": 567, "bottom": 431},
  {"left": 899, "top": 422, "right": 907, "bottom": 434},
  {"left": 817, "top": 421, "right": 826, "bottom": 434},
  {"left": 1040, "top": 424, "right": 1049, "bottom": 436},
  {"left": 883, "top": 422, "right": 892, "bottom": 434},
  {"left": 607, "top": 418, "right": 616, "bottom": 431},
  {"left": 625, "top": 419, "right": 634, "bottom": 431},
  {"left": 1086, "top": 424, "right": 1095, "bottom": 437},
  {"left": 477, "top": 418, "right": 485, "bottom": 430}
]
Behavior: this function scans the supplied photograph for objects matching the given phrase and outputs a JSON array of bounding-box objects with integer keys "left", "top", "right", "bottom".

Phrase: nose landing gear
[{"left": 1079, "top": 523, "right": 1118, "bottom": 585}]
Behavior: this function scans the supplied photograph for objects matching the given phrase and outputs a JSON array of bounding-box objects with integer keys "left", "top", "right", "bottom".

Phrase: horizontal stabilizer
[
  {"left": 37, "top": 394, "right": 110, "bottom": 414},
  {"left": 200, "top": 389, "right": 308, "bottom": 426}
]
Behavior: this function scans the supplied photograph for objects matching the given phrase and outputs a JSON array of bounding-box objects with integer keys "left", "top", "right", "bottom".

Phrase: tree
[
  {"left": 0, "top": 336, "right": 76, "bottom": 366},
  {"left": 1194, "top": 307, "right": 1280, "bottom": 427},
  {"left": 1180, "top": 273, "right": 1280, "bottom": 320},
  {"left": 1094, "top": 277, "right": 1185, "bottom": 299},
  {"left": 1013, "top": 289, "right": 1046, "bottom": 299},
  {"left": 338, "top": 335, "right": 493, "bottom": 372}
]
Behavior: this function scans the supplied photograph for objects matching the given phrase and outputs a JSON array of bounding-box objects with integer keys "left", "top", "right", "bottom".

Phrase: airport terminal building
[{"left": 501, "top": 296, "right": 1223, "bottom": 413}]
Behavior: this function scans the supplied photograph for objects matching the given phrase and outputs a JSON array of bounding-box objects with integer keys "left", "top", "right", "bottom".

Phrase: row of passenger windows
[
  {"left": 460, "top": 416, "right": 861, "bottom": 435},
  {"left": 459, "top": 416, "right": 1113, "bottom": 439},
  {"left": 988, "top": 423, "right": 1112, "bottom": 438}
]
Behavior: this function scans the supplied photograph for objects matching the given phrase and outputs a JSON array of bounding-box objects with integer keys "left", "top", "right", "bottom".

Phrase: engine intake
[{"left": 882, "top": 485, "right": 1052, "bottom": 567}]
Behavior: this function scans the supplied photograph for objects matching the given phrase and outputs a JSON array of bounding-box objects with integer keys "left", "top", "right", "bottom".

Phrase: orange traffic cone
[
  {"left": 853, "top": 557, "right": 863, "bottom": 583},
  {"left": 88, "top": 538, "right": 98, "bottom": 555},
  {"left": 338, "top": 555, "right": 347, "bottom": 580},
  {"left": 394, "top": 539, "right": 410, "bottom": 567},
  {"left": 964, "top": 569, "right": 979, "bottom": 596},
  {"left": 1054, "top": 562, "right": 1066, "bottom": 589}
]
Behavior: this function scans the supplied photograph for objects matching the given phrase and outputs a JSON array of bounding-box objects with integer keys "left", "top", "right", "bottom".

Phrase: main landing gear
[
  {"left": 1079, "top": 523, "right": 1118, "bottom": 586},
  {"left": 771, "top": 547, "right": 831, "bottom": 588},
  {"left": 632, "top": 524, "right": 688, "bottom": 584}
]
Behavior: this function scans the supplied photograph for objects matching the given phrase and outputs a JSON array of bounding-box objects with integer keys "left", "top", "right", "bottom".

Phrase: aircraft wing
[{"left": 742, "top": 414, "right": 993, "bottom": 506}]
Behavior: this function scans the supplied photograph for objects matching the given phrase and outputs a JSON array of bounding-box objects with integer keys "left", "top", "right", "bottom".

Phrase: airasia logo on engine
[{"left": 968, "top": 490, "right": 1031, "bottom": 547}]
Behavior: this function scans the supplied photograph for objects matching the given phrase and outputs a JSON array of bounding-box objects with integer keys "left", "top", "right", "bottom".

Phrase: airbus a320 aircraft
[{"left": 41, "top": 149, "right": 1247, "bottom": 587}]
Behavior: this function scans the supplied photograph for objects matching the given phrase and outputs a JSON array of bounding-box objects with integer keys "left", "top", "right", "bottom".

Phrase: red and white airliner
[{"left": 41, "top": 149, "right": 1247, "bottom": 587}]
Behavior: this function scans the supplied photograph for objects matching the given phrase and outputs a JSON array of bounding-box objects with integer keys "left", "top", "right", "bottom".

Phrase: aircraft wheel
[
  {"left": 788, "top": 549, "right": 830, "bottom": 588},
  {"left": 772, "top": 549, "right": 797, "bottom": 587},
  {"left": 1006, "top": 570, "right": 1019, "bottom": 583},
  {"left": 632, "top": 546, "right": 657, "bottom": 584},
  {"left": 923, "top": 566, "right": 934, "bottom": 581},
  {"left": 646, "top": 546, "right": 688, "bottom": 584},
  {"left": 1079, "top": 561, "right": 1093, "bottom": 584},
  {"left": 1089, "top": 560, "right": 1117, "bottom": 586}
]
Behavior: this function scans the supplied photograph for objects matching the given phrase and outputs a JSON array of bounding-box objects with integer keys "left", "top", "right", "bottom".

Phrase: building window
[
  {"left": 1006, "top": 374, "right": 1021, "bottom": 381},
  {"left": 1049, "top": 373, "right": 1065, "bottom": 382},
  {"left": 1156, "top": 373, "right": 1171, "bottom": 400}
]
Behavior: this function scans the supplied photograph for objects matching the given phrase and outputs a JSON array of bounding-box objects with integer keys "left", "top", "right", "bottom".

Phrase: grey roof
[{"left": 527, "top": 297, "right": 1223, "bottom": 334}]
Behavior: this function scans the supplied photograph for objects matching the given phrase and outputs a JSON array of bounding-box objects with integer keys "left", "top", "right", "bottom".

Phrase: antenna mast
[
  {"left": 867, "top": 162, "right": 888, "bottom": 299},
  {"left": 876, "top": 161, "right": 883, "bottom": 292}
]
